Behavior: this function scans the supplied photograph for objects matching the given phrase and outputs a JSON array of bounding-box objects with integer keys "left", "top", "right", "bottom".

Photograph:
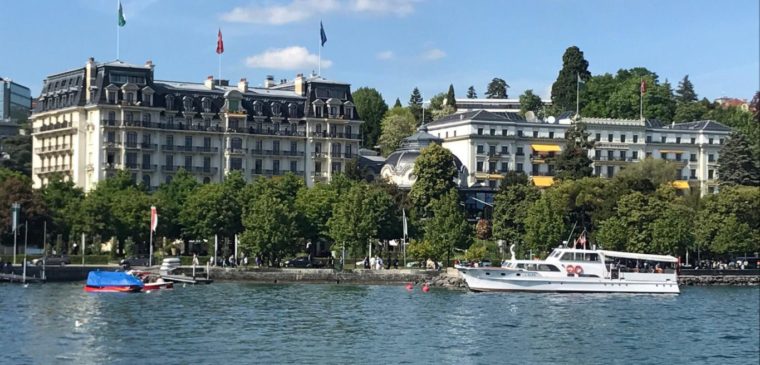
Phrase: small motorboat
[
  {"left": 84, "top": 271, "right": 144, "bottom": 293},
  {"left": 129, "top": 270, "right": 174, "bottom": 290}
]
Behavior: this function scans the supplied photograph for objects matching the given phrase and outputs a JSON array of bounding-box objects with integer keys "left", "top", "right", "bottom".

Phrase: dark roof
[{"left": 663, "top": 120, "right": 732, "bottom": 132}]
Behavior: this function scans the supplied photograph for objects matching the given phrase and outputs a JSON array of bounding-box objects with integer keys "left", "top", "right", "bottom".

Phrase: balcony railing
[
  {"left": 192, "top": 166, "right": 219, "bottom": 174},
  {"left": 194, "top": 146, "right": 219, "bottom": 153},
  {"left": 34, "top": 144, "right": 71, "bottom": 153},
  {"left": 281, "top": 150, "right": 305, "bottom": 157},
  {"left": 141, "top": 164, "right": 158, "bottom": 171},
  {"left": 140, "top": 143, "right": 157, "bottom": 150},
  {"left": 226, "top": 148, "right": 248, "bottom": 155},
  {"left": 309, "top": 131, "right": 361, "bottom": 139},
  {"left": 34, "top": 165, "right": 71, "bottom": 173},
  {"left": 592, "top": 156, "right": 637, "bottom": 162},
  {"left": 33, "top": 121, "right": 74, "bottom": 133}
]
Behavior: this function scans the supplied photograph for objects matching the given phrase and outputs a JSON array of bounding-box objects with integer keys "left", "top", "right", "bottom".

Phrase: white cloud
[
  {"left": 245, "top": 46, "right": 332, "bottom": 70},
  {"left": 421, "top": 48, "right": 446, "bottom": 61},
  {"left": 221, "top": 0, "right": 417, "bottom": 25},
  {"left": 221, "top": 0, "right": 339, "bottom": 25},
  {"left": 376, "top": 50, "right": 394, "bottom": 60},
  {"left": 350, "top": 0, "right": 418, "bottom": 16}
]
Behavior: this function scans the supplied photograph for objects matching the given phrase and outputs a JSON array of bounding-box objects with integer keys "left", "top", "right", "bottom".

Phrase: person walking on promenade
[
  {"left": 192, "top": 253, "right": 199, "bottom": 267},
  {"left": 363, "top": 256, "right": 370, "bottom": 269}
]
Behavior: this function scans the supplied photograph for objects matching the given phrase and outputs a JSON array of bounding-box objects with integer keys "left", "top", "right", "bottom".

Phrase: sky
[{"left": 1, "top": 0, "right": 758, "bottom": 105}]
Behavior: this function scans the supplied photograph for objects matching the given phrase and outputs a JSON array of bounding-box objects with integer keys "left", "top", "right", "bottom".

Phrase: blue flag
[{"left": 320, "top": 21, "right": 327, "bottom": 47}]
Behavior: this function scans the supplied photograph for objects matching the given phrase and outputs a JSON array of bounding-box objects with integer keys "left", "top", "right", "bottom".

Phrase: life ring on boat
[
  {"left": 575, "top": 266, "right": 584, "bottom": 275},
  {"left": 566, "top": 265, "right": 575, "bottom": 274}
]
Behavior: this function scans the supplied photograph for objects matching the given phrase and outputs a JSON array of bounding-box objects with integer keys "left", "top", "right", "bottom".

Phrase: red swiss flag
[{"left": 216, "top": 29, "right": 224, "bottom": 54}]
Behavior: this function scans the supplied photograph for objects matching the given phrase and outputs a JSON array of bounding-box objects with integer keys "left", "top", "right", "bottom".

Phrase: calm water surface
[{"left": 1, "top": 282, "right": 757, "bottom": 364}]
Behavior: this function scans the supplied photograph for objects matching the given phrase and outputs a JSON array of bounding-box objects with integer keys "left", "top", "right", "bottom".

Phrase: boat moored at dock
[
  {"left": 84, "top": 271, "right": 144, "bottom": 293},
  {"left": 459, "top": 247, "right": 680, "bottom": 294}
]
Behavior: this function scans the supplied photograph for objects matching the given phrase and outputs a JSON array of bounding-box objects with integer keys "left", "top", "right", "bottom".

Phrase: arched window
[
  {"left": 201, "top": 97, "right": 212, "bottom": 112},
  {"left": 253, "top": 100, "right": 263, "bottom": 115},
  {"left": 183, "top": 96, "right": 193, "bottom": 112},
  {"left": 165, "top": 95, "right": 174, "bottom": 110},
  {"left": 270, "top": 102, "right": 281, "bottom": 117}
]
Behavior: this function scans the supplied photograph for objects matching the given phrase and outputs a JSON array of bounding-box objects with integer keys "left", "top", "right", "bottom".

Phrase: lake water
[{"left": 1, "top": 282, "right": 757, "bottom": 364}]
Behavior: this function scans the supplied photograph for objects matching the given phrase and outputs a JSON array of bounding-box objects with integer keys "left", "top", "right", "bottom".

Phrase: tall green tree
[
  {"left": 580, "top": 68, "right": 675, "bottom": 121},
  {"left": 408, "top": 87, "right": 424, "bottom": 124},
  {"left": 328, "top": 183, "right": 397, "bottom": 255},
  {"left": 674, "top": 100, "right": 707, "bottom": 122},
  {"left": 695, "top": 186, "right": 760, "bottom": 256},
  {"left": 409, "top": 144, "right": 457, "bottom": 217},
  {"left": 424, "top": 189, "right": 471, "bottom": 264},
  {"left": 0, "top": 123, "right": 32, "bottom": 176},
  {"left": 554, "top": 121, "right": 594, "bottom": 180},
  {"left": 445, "top": 84, "right": 457, "bottom": 111},
  {"left": 519, "top": 89, "right": 543, "bottom": 118},
  {"left": 612, "top": 158, "right": 679, "bottom": 192},
  {"left": 0, "top": 173, "right": 48, "bottom": 245},
  {"left": 378, "top": 106, "right": 416, "bottom": 156},
  {"left": 429, "top": 92, "right": 455, "bottom": 121},
  {"left": 295, "top": 182, "right": 339, "bottom": 242},
  {"left": 466, "top": 86, "right": 477, "bottom": 99},
  {"left": 676, "top": 75, "right": 697, "bottom": 103},
  {"left": 240, "top": 194, "right": 300, "bottom": 264},
  {"left": 717, "top": 132, "right": 760, "bottom": 186},
  {"left": 492, "top": 178, "right": 540, "bottom": 249},
  {"left": 485, "top": 78, "right": 509, "bottom": 99},
  {"left": 393, "top": 98, "right": 402, "bottom": 108},
  {"left": 524, "top": 189, "right": 566, "bottom": 255},
  {"left": 551, "top": 46, "right": 591, "bottom": 112},
  {"left": 352, "top": 87, "right": 388, "bottom": 148},
  {"left": 41, "top": 175, "right": 84, "bottom": 245}
]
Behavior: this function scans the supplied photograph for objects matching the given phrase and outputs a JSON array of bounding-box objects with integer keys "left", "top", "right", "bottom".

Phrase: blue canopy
[{"left": 86, "top": 271, "right": 144, "bottom": 287}]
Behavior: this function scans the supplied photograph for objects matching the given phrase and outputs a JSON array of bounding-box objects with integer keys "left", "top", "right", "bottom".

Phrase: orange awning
[
  {"left": 532, "top": 176, "right": 554, "bottom": 187},
  {"left": 531, "top": 144, "right": 561, "bottom": 152},
  {"left": 671, "top": 180, "right": 690, "bottom": 190}
]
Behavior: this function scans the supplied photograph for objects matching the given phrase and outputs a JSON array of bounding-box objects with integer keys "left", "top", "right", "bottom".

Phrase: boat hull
[
  {"left": 460, "top": 270, "right": 680, "bottom": 294},
  {"left": 84, "top": 285, "right": 143, "bottom": 293},
  {"left": 143, "top": 282, "right": 173, "bottom": 290}
]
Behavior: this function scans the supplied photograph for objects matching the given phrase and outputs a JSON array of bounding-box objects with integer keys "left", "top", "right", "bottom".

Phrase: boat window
[{"left": 560, "top": 252, "right": 599, "bottom": 261}]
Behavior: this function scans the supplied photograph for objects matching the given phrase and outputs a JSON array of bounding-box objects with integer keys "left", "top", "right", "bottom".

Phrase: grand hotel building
[{"left": 31, "top": 58, "right": 362, "bottom": 191}]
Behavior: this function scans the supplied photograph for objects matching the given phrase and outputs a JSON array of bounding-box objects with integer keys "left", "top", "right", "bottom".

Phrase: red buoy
[
  {"left": 405, "top": 283, "right": 414, "bottom": 291},
  {"left": 422, "top": 283, "right": 430, "bottom": 293}
]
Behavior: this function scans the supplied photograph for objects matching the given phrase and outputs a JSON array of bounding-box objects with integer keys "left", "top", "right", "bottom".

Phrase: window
[
  {"left": 709, "top": 138, "right": 714, "bottom": 144},
  {"left": 607, "top": 150, "right": 614, "bottom": 160},
  {"left": 126, "top": 93, "right": 134, "bottom": 104},
  {"left": 126, "top": 132, "right": 137, "bottom": 147},
  {"left": 531, "top": 164, "right": 539, "bottom": 175},
  {"left": 607, "top": 166, "right": 614, "bottom": 178},
  {"left": 500, "top": 162, "right": 508, "bottom": 172},
  {"left": 608, "top": 134, "right": 613, "bottom": 142},
  {"left": 331, "top": 162, "right": 341, "bottom": 173},
  {"left": 477, "top": 128, "right": 483, "bottom": 135},
  {"left": 184, "top": 156, "right": 192, "bottom": 169},
  {"left": 231, "top": 138, "right": 243, "bottom": 150},
  {"left": 516, "top": 163, "right": 523, "bottom": 172},
  {"left": 690, "top": 137, "right": 696, "bottom": 144},
  {"left": 273, "top": 140, "right": 280, "bottom": 153},
  {"left": 476, "top": 161, "right": 484, "bottom": 172},
  {"left": 661, "top": 152, "right": 667, "bottom": 160},
  {"left": 690, "top": 153, "right": 697, "bottom": 162},
  {"left": 254, "top": 159, "right": 262, "bottom": 174},
  {"left": 291, "top": 141, "right": 298, "bottom": 154},
  {"left": 620, "top": 151, "right": 627, "bottom": 160},
  {"left": 126, "top": 152, "right": 137, "bottom": 168},
  {"left": 646, "top": 136, "right": 652, "bottom": 143},
  {"left": 719, "top": 138, "right": 724, "bottom": 144},
  {"left": 142, "top": 154, "right": 151, "bottom": 169},
  {"left": 676, "top": 137, "right": 681, "bottom": 144},
  {"left": 490, "top": 129, "right": 495, "bottom": 136},
  {"left": 516, "top": 147, "right": 524, "bottom": 155},
  {"left": 595, "top": 150, "right": 601, "bottom": 159},
  {"left": 315, "top": 142, "right": 322, "bottom": 154},
  {"left": 633, "top": 135, "right": 638, "bottom": 143},
  {"left": 502, "top": 129, "right": 508, "bottom": 136},
  {"left": 345, "top": 125, "right": 352, "bottom": 138},
  {"left": 533, "top": 131, "right": 538, "bottom": 138},
  {"left": 165, "top": 95, "right": 174, "bottom": 110},
  {"left": 675, "top": 153, "right": 682, "bottom": 161},
  {"left": 708, "top": 169, "right": 714, "bottom": 179},
  {"left": 632, "top": 151, "right": 638, "bottom": 160},
  {"left": 595, "top": 166, "right": 601, "bottom": 175},
  {"left": 185, "top": 136, "right": 192, "bottom": 147},
  {"left": 488, "top": 162, "right": 496, "bottom": 173},
  {"left": 690, "top": 169, "right": 696, "bottom": 179},
  {"left": 501, "top": 146, "right": 508, "bottom": 154},
  {"left": 595, "top": 133, "right": 601, "bottom": 141},
  {"left": 477, "top": 145, "right": 484, "bottom": 154},
  {"left": 142, "top": 133, "right": 151, "bottom": 144},
  {"left": 125, "top": 112, "right": 134, "bottom": 123},
  {"left": 142, "top": 175, "right": 151, "bottom": 187},
  {"left": 708, "top": 154, "right": 715, "bottom": 162},
  {"left": 661, "top": 136, "right": 666, "bottom": 143},
  {"left": 517, "top": 130, "right": 523, "bottom": 137},
  {"left": 204, "top": 137, "right": 211, "bottom": 148},
  {"left": 165, "top": 154, "right": 174, "bottom": 170},
  {"left": 549, "top": 131, "right": 554, "bottom": 139},
  {"left": 314, "top": 161, "right": 321, "bottom": 173},
  {"left": 108, "top": 111, "right": 116, "bottom": 122},
  {"left": 107, "top": 131, "right": 115, "bottom": 143},
  {"left": 230, "top": 158, "right": 243, "bottom": 171},
  {"left": 345, "top": 144, "right": 353, "bottom": 158},
  {"left": 203, "top": 157, "right": 211, "bottom": 171},
  {"left": 143, "top": 113, "right": 151, "bottom": 124},
  {"left": 166, "top": 135, "right": 174, "bottom": 147},
  {"left": 621, "top": 135, "right": 626, "bottom": 143},
  {"left": 489, "top": 145, "right": 496, "bottom": 155}
]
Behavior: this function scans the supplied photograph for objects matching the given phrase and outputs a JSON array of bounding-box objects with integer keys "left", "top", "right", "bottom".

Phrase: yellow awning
[
  {"left": 659, "top": 150, "right": 685, "bottom": 154},
  {"left": 474, "top": 173, "right": 504, "bottom": 180},
  {"left": 532, "top": 144, "right": 561, "bottom": 152},
  {"left": 532, "top": 176, "right": 555, "bottom": 187},
  {"left": 671, "top": 180, "right": 690, "bottom": 189}
]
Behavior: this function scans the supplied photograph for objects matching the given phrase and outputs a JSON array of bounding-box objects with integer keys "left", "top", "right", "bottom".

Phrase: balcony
[
  {"left": 311, "top": 152, "right": 327, "bottom": 158},
  {"left": 34, "top": 165, "right": 71, "bottom": 174},
  {"left": 309, "top": 131, "right": 361, "bottom": 140},
  {"left": 161, "top": 165, "right": 180, "bottom": 172},
  {"left": 125, "top": 142, "right": 139, "bottom": 149},
  {"left": 251, "top": 149, "right": 274, "bottom": 156},
  {"left": 125, "top": 164, "right": 140, "bottom": 170},
  {"left": 194, "top": 146, "right": 219, "bottom": 153},
  {"left": 530, "top": 154, "right": 555, "bottom": 163},
  {"left": 34, "top": 144, "right": 71, "bottom": 154},
  {"left": 281, "top": 150, "right": 305, "bottom": 157},
  {"left": 246, "top": 128, "right": 306, "bottom": 137},
  {"left": 141, "top": 164, "right": 158, "bottom": 171},
  {"left": 140, "top": 143, "right": 158, "bottom": 150},
  {"left": 175, "top": 145, "right": 194, "bottom": 152},
  {"left": 226, "top": 147, "right": 248, "bottom": 155}
]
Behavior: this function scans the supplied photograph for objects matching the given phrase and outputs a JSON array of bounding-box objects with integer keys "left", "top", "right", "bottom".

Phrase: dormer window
[
  {"left": 165, "top": 95, "right": 174, "bottom": 110},
  {"left": 253, "top": 100, "right": 263, "bottom": 116},
  {"left": 345, "top": 125, "right": 352, "bottom": 137},
  {"left": 271, "top": 102, "right": 281, "bottom": 117},
  {"left": 126, "top": 93, "right": 134, "bottom": 104},
  {"left": 201, "top": 97, "right": 212, "bottom": 112},
  {"left": 344, "top": 101, "right": 354, "bottom": 119},
  {"left": 182, "top": 96, "right": 194, "bottom": 112},
  {"left": 105, "top": 84, "right": 119, "bottom": 104},
  {"left": 312, "top": 99, "right": 325, "bottom": 118},
  {"left": 288, "top": 103, "right": 298, "bottom": 118},
  {"left": 142, "top": 86, "right": 154, "bottom": 107}
]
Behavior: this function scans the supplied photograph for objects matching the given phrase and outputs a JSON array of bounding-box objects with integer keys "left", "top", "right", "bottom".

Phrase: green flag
[{"left": 118, "top": 1, "right": 126, "bottom": 27}]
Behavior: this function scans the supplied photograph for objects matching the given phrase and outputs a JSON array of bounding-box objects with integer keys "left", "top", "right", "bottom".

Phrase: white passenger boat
[{"left": 459, "top": 246, "right": 680, "bottom": 294}]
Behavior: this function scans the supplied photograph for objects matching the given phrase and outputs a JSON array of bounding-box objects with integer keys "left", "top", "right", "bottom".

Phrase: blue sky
[{"left": 2, "top": 0, "right": 758, "bottom": 105}]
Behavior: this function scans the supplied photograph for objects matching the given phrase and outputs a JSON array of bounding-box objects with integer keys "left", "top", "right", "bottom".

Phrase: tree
[
  {"left": 551, "top": 46, "right": 591, "bottom": 112},
  {"left": 424, "top": 189, "right": 471, "bottom": 264},
  {"left": 295, "top": 182, "right": 339, "bottom": 242},
  {"left": 485, "top": 78, "right": 509, "bottom": 99},
  {"left": 181, "top": 183, "right": 238, "bottom": 241},
  {"left": 612, "top": 158, "right": 679, "bottom": 192},
  {"left": 409, "top": 144, "right": 457, "bottom": 217},
  {"left": 524, "top": 190, "right": 566, "bottom": 255},
  {"left": 674, "top": 100, "right": 707, "bottom": 122},
  {"left": 153, "top": 169, "right": 198, "bottom": 241},
  {"left": 328, "top": 183, "right": 397, "bottom": 255},
  {"left": 240, "top": 194, "right": 300, "bottom": 265},
  {"left": 554, "top": 121, "right": 594, "bottom": 180},
  {"left": 408, "top": 87, "right": 424, "bottom": 124},
  {"left": 445, "top": 84, "right": 457, "bottom": 111},
  {"left": 393, "top": 98, "right": 402, "bottom": 108},
  {"left": 428, "top": 92, "right": 455, "bottom": 121},
  {"left": 676, "top": 75, "right": 697, "bottom": 103},
  {"left": 466, "top": 86, "right": 477, "bottom": 99},
  {"left": 695, "top": 186, "right": 760, "bottom": 257},
  {"left": 0, "top": 123, "right": 32, "bottom": 176},
  {"left": 492, "top": 181, "right": 540, "bottom": 249},
  {"left": 0, "top": 174, "right": 48, "bottom": 246},
  {"left": 580, "top": 68, "right": 675, "bottom": 122},
  {"left": 378, "top": 106, "right": 416, "bottom": 156},
  {"left": 41, "top": 175, "right": 84, "bottom": 246},
  {"left": 717, "top": 132, "right": 760, "bottom": 186},
  {"left": 519, "top": 89, "right": 543, "bottom": 118},
  {"left": 352, "top": 87, "right": 388, "bottom": 148},
  {"left": 343, "top": 158, "right": 365, "bottom": 181}
]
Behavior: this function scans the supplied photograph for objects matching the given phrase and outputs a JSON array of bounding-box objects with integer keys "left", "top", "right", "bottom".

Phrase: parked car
[
  {"left": 32, "top": 255, "right": 71, "bottom": 267},
  {"left": 120, "top": 256, "right": 150, "bottom": 268},
  {"left": 284, "top": 256, "right": 324, "bottom": 268}
]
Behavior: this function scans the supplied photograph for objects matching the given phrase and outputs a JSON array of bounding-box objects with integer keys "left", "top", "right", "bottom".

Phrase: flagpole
[
  {"left": 218, "top": 53, "right": 222, "bottom": 84},
  {"left": 576, "top": 73, "right": 580, "bottom": 118},
  {"left": 116, "top": 2, "right": 120, "bottom": 60},
  {"left": 640, "top": 79, "right": 644, "bottom": 121},
  {"left": 318, "top": 37, "right": 321, "bottom": 76}
]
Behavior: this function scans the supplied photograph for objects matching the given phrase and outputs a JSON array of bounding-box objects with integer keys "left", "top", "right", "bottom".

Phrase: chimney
[
  {"left": 85, "top": 57, "right": 96, "bottom": 103},
  {"left": 204, "top": 76, "right": 214, "bottom": 89},
  {"left": 145, "top": 60, "right": 154, "bottom": 70},
  {"left": 238, "top": 78, "right": 248, "bottom": 92},
  {"left": 264, "top": 75, "right": 274, "bottom": 88},
  {"left": 294, "top": 73, "right": 305, "bottom": 96}
]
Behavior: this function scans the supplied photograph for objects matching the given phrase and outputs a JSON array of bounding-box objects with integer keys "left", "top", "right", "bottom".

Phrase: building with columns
[{"left": 31, "top": 58, "right": 362, "bottom": 191}]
